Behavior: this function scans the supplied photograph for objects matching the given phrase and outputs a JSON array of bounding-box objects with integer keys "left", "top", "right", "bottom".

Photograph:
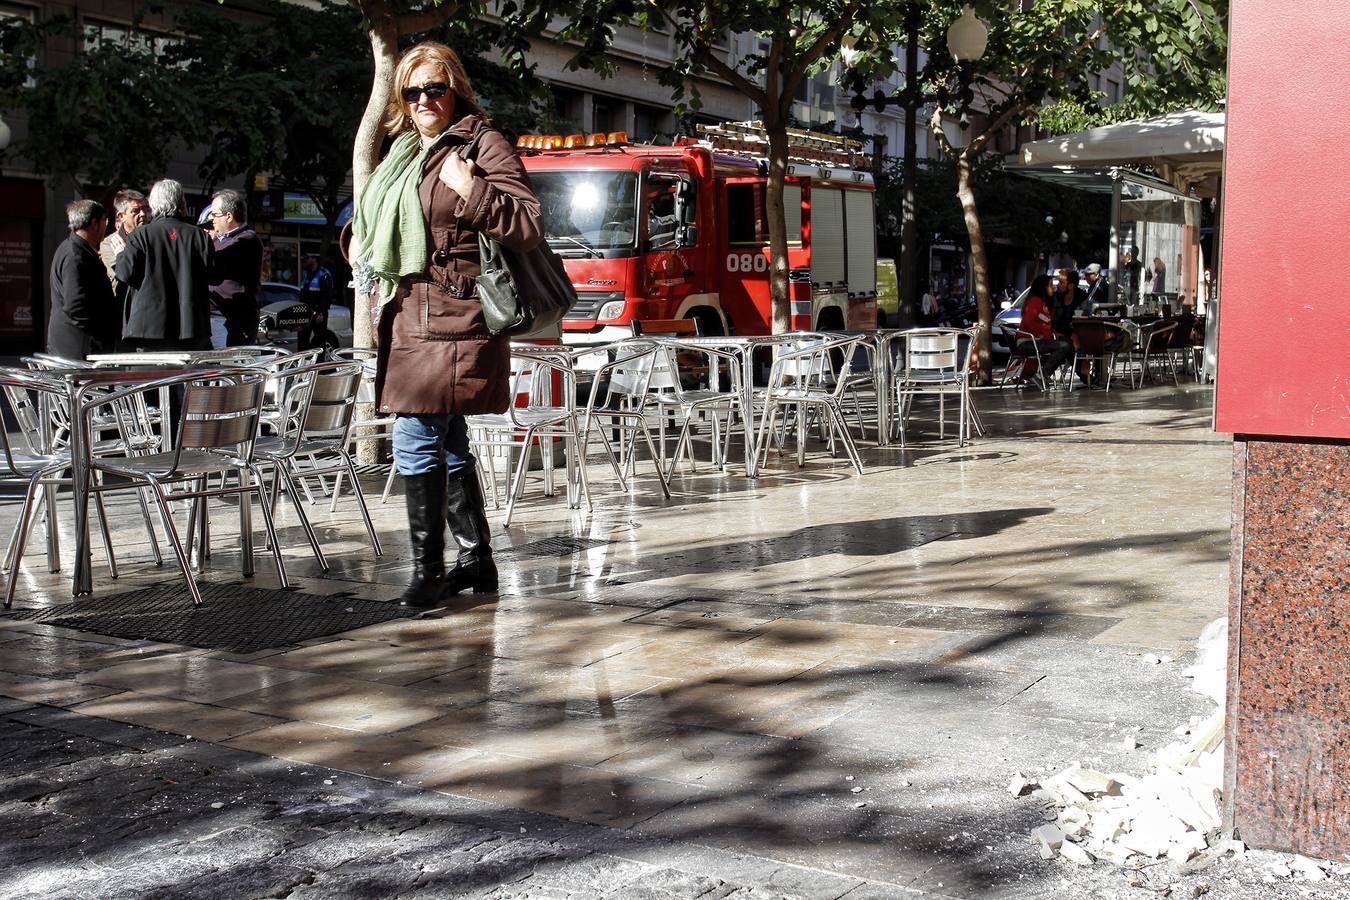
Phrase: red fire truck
[{"left": 517, "top": 122, "right": 879, "bottom": 344}]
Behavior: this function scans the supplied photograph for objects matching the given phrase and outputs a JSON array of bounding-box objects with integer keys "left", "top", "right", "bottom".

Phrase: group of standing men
[{"left": 47, "top": 179, "right": 337, "bottom": 360}]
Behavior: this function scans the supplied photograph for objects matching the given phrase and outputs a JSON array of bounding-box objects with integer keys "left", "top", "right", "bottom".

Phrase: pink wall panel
[{"left": 1215, "top": 0, "right": 1350, "bottom": 438}]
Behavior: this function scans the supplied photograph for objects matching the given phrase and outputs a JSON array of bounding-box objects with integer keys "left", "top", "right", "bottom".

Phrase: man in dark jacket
[
  {"left": 115, "top": 179, "right": 215, "bottom": 351},
  {"left": 207, "top": 189, "right": 262, "bottom": 346},
  {"left": 48, "top": 199, "right": 120, "bottom": 360}
]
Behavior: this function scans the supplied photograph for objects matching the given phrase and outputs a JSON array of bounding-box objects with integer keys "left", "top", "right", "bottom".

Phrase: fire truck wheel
[{"left": 688, "top": 309, "right": 725, "bottom": 337}]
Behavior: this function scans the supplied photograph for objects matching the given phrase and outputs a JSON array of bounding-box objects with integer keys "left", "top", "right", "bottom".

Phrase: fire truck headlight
[{"left": 597, "top": 300, "right": 626, "bottom": 321}]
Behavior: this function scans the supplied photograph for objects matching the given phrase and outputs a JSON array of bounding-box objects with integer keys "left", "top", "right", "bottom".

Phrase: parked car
[
  {"left": 993, "top": 287, "right": 1029, "bottom": 352},
  {"left": 210, "top": 281, "right": 354, "bottom": 350}
]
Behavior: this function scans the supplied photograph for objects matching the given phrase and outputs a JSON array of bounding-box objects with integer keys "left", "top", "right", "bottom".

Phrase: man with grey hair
[
  {"left": 48, "top": 200, "right": 119, "bottom": 359},
  {"left": 208, "top": 189, "right": 262, "bottom": 346},
  {"left": 115, "top": 178, "right": 215, "bottom": 350}
]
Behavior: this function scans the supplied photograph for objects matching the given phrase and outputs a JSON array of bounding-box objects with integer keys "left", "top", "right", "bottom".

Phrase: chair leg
[
  {"left": 92, "top": 478, "right": 118, "bottom": 580},
  {"left": 4, "top": 474, "right": 46, "bottom": 608},
  {"left": 503, "top": 426, "right": 538, "bottom": 528},
  {"left": 278, "top": 465, "right": 328, "bottom": 571},
  {"left": 249, "top": 464, "right": 289, "bottom": 589},
  {"left": 147, "top": 478, "right": 203, "bottom": 608},
  {"left": 135, "top": 487, "right": 163, "bottom": 566},
  {"left": 637, "top": 422, "right": 672, "bottom": 498},
  {"left": 568, "top": 421, "right": 593, "bottom": 512},
  {"left": 829, "top": 405, "right": 865, "bottom": 475},
  {"left": 341, "top": 455, "right": 383, "bottom": 556}
]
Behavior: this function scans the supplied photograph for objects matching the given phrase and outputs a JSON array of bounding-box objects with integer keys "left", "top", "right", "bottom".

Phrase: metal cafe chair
[
  {"left": 0, "top": 370, "right": 126, "bottom": 608},
  {"left": 253, "top": 360, "right": 382, "bottom": 571},
  {"left": 1126, "top": 320, "right": 1180, "bottom": 387},
  {"left": 329, "top": 347, "right": 400, "bottom": 506},
  {"left": 646, "top": 339, "right": 745, "bottom": 474},
  {"left": 578, "top": 341, "right": 673, "bottom": 498},
  {"left": 754, "top": 333, "right": 868, "bottom": 475},
  {"left": 81, "top": 369, "right": 285, "bottom": 607},
  {"left": 467, "top": 345, "right": 591, "bottom": 528},
  {"left": 889, "top": 328, "right": 972, "bottom": 447},
  {"left": 8, "top": 361, "right": 167, "bottom": 578}
]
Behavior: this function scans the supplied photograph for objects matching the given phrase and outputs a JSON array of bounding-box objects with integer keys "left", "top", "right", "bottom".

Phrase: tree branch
[{"left": 396, "top": 1, "right": 460, "bottom": 35}]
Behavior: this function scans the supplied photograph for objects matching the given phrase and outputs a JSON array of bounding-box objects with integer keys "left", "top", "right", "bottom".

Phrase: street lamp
[{"left": 0, "top": 114, "right": 11, "bottom": 151}]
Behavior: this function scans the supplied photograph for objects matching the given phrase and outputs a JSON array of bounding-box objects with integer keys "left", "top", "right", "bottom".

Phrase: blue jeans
[{"left": 392, "top": 414, "right": 476, "bottom": 477}]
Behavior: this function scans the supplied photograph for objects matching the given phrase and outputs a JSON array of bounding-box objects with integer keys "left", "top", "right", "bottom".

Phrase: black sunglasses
[{"left": 402, "top": 82, "right": 450, "bottom": 103}]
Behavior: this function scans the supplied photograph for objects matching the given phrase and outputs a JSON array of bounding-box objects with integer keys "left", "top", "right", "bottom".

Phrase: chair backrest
[
  {"left": 0, "top": 370, "right": 66, "bottom": 472},
  {"left": 1070, "top": 320, "right": 1111, "bottom": 355},
  {"left": 904, "top": 331, "right": 960, "bottom": 375},
  {"left": 766, "top": 335, "right": 863, "bottom": 399},
  {"left": 179, "top": 373, "right": 268, "bottom": 452},
  {"left": 300, "top": 362, "right": 363, "bottom": 437},
  {"left": 631, "top": 318, "right": 701, "bottom": 338},
  {"left": 587, "top": 343, "right": 659, "bottom": 414},
  {"left": 1143, "top": 320, "right": 1178, "bottom": 352},
  {"left": 1168, "top": 314, "right": 1196, "bottom": 349}
]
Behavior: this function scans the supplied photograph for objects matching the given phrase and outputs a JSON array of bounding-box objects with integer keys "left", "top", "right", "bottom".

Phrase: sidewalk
[{"left": 0, "top": 381, "right": 1328, "bottom": 898}]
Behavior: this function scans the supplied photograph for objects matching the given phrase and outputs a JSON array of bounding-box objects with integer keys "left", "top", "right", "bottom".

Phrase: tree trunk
[
  {"left": 956, "top": 150, "right": 993, "bottom": 384},
  {"left": 764, "top": 115, "right": 791, "bottom": 335},
  {"left": 349, "top": 7, "right": 399, "bottom": 464},
  {"left": 898, "top": 1, "right": 920, "bottom": 325}
]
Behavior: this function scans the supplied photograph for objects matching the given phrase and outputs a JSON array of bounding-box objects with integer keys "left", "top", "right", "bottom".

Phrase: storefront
[{"left": 0, "top": 177, "right": 47, "bottom": 354}]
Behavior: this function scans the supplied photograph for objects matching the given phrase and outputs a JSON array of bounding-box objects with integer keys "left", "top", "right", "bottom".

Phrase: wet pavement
[{"left": 0, "top": 380, "right": 1298, "bottom": 898}]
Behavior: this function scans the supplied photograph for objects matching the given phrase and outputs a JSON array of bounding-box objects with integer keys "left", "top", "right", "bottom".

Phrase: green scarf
[{"left": 351, "top": 131, "right": 440, "bottom": 306}]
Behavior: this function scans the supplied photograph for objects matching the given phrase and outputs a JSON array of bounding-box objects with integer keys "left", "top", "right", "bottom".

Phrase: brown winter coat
[{"left": 374, "top": 114, "right": 543, "bottom": 415}]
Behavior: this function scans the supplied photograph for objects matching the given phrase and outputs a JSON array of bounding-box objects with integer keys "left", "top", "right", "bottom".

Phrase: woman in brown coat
[{"left": 351, "top": 42, "right": 543, "bottom": 606}]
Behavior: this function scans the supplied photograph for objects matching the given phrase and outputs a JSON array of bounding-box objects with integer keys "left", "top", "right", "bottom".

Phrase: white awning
[{"left": 1016, "top": 110, "right": 1225, "bottom": 196}]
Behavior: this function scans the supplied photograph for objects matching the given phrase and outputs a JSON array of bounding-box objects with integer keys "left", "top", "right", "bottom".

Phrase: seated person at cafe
[
  {"left": 1018, "top": 274, "right": 1073, "bottom": 384},
  {"left": 1051, "top": 267, "right": 1086, "bottom": 338}
]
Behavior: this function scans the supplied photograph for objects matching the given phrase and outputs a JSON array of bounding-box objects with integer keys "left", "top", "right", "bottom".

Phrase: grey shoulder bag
[{"left": 460, "top": 128, "right": 577, "bottom": 336}]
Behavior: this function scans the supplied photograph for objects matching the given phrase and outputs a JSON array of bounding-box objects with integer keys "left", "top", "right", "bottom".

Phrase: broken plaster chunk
[
  {"left": 1059, "top": 841, "right": 1094, "bottom": 866},
  {"left": 1291, "top": 856, "right": 1328, "bottom": 882},
  {"left": 1033, "top": 823, "right": 1064, "bottom": 850},
  {"left": 1009, "top": 772, "right": 1035, "bottom": 797},
  {"left": 1057, "top": 767, "right": 1122, "bottom": 797},
  {"left": 1038, "top": 842, "right": 1056, "bottom": 860},
  {"left": 1224, "top": 839, "right": 1246, "bottom": 857},
  {"left": 1142, "top": 653, "right": 1163, "bottom": 665}
]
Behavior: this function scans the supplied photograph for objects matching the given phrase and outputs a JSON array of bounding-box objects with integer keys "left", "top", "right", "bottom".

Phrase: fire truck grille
[{"left": 566, "top": 291, "right": 624, "bottom": 320}]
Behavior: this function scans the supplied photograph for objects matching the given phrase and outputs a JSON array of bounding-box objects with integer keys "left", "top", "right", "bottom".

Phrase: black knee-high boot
[
  {"left": 400, "top": 470, "right": 448, "bottom": 607},
  {"left": 443, "top": 472, "right": 498, "bottom": 595}
]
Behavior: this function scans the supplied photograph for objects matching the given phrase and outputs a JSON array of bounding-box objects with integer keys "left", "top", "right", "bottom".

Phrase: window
[
  {"left": 727, "top": 184, "right": 766, "bottom": 246},
  {"left": 1106, "top": 79, "right": 1121, "bottom": 103},
  {"left": 83, "top": 17, "right": 178, "bottom": 57},
  {"left": 644, "top": 174, "right": 693, "bottom": 250},
  {"left": 532, "top": 170, "right": 640, "bottom": 254},
  {"left": 0, "top": 3, "right": 37, "bottom": 88}
]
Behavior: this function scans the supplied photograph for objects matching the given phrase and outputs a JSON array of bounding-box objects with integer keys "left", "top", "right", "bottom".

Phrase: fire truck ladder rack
[{"left": 689, "top": 121, "right": 871, "bottom": 171}]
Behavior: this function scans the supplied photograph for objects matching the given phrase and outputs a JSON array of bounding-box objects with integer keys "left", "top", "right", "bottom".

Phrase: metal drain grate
[
  {"left": 0, "top": 583, "right": 415, "bottom": 653},
  {"left": 499, "top": 535, "right": 613, "bottom": 559}
]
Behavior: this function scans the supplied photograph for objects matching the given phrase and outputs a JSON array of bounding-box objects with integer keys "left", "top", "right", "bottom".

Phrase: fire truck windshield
[{"left": 532, "top": 170, "right": 639, "bottom": 257}]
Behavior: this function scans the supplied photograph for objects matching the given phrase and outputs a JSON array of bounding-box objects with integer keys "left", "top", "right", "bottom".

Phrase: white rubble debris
[{"left": 1017, "top": 618, "right": 1345, "bottom": 884}]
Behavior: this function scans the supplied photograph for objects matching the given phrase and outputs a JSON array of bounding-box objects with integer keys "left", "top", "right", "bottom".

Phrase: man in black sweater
[{"left": 48, "top": 200, "right": 119, "bottom": 360}]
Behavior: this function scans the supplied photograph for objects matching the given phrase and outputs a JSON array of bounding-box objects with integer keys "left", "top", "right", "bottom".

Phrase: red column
[{"left": 1218, "top": 0, "right": 1350, "bottom": 857}]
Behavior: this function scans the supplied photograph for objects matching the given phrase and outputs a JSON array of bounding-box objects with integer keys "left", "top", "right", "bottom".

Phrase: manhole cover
[
  {"left": 499, "top": 536, "right": 613, "bottom": 559},
  {"left": 0, "top": 583, "right": 415, "bottom": 654}
]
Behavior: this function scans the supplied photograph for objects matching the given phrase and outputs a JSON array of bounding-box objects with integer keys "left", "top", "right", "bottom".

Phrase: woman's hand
[{"left": 439, "top": 152, "right": 476, "bottom": 196}]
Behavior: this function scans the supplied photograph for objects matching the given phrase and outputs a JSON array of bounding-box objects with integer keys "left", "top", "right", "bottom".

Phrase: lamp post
[
  {"left": 848, "top": 4, "right": 987, "bottom": 323},
  {"left": 0, "top": 114, "right": 11, "bottom": 152}
]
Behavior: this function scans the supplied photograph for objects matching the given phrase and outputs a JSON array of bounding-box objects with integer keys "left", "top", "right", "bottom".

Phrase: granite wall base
[{"left": 1226, "top": 437, "right": 1350, "bottom": 857}]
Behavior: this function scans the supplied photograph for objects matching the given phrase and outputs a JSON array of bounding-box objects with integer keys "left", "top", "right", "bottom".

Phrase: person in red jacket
[{"left": 1017, "top": 274, "right": 1073, "bottom": 385}]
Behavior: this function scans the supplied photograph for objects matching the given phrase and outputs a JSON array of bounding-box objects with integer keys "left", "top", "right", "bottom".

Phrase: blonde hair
[{"left": 383, "top": 42, "right": 487, "bottom": 135}]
